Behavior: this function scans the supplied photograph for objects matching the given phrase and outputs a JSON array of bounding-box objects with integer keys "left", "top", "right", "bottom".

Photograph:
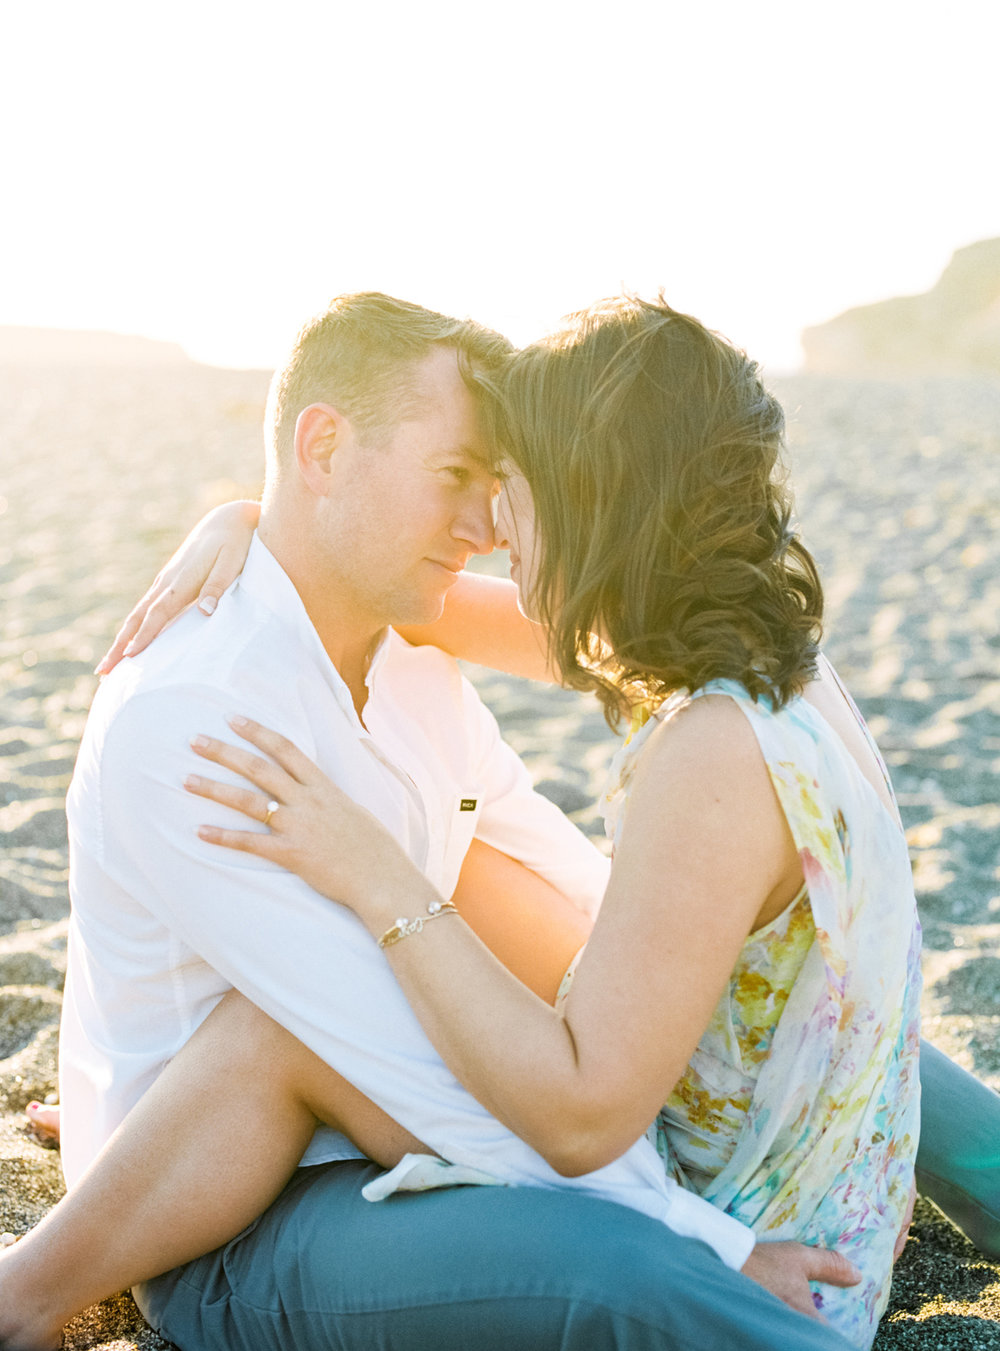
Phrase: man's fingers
[
  {"left": 741, "top": 1239, "right": 860, "bottom": 1323},
  {"left": 786, "top": 1291, "right": 822, "bottom": 1320},
  {"left": 805, "top": 1248, "right": 862, "bottom": 1289},
  {"left": 894, "top": 1178, "right": 917, "bottom": 1262}
]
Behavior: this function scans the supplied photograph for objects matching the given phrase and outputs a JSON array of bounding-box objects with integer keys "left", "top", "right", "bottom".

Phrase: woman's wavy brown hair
[{"left": 482, "top": 296, "right": 823, "bottom": 727}]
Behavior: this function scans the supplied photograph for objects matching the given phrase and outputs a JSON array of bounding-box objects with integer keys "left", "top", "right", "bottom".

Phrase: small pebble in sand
[{"left": 1, "top": 1232, "right": 18, "bottom": 1247}]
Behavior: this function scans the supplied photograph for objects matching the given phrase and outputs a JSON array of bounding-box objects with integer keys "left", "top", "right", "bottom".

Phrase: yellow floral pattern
[{"left": 600, "top": 669, "right": 922, "bottom": 1350}]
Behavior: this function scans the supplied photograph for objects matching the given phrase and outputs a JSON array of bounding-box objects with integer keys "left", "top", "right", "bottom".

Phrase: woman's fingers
[
  {"left": 95, "top": 566, "right": 209, "bottom": 674},
  {"left": 190, "top": 734, "right": 292, "bottom": 798},
  {"left": 184, "top": 773, "right": 277, "bottom": 825},
  {"left": 188, "top": 724, "right": 414, "bottom": 910},
  {"left": 95, "top": 592, "right": 156, "bottom": 674},
  {"left": 94, "top": 500, "right": 261, "bottom": 675},
  {"left": 202, "top": 533, "right": 254, "bottom": 613},
  {"left": 195, "top": 822, "right": 286, "bottom": 861},
  {"left": 123, "top": 581, "right": 193, "bottom": 656},
  {"left": 226, "top": 716, "right": 324, "bottom": 784},
  {"left": 188, "top": 723, "right": 330, "bottom": 839}
]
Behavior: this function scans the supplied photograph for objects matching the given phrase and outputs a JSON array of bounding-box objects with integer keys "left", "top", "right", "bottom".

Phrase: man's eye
[{"left": 447, "top": 466, "right": 471, "bottom": 485}]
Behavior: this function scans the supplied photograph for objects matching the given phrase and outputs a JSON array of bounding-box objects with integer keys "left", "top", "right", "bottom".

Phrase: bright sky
[{"left": 4, "top": 0, "right": 998, "bottom": 372}]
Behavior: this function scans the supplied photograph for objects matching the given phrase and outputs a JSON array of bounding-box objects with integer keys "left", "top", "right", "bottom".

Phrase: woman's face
[{"left": 494, "top": 467, "right": 543, "bottom": 622}]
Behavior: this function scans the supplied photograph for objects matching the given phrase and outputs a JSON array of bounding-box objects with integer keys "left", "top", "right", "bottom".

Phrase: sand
[{"left": 0, "top": 359, "right": 998, "bottom": 1347}]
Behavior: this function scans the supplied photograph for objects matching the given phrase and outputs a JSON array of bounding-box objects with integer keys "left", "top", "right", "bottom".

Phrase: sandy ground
[{"left": 0, "top": 360, "right": 998, "bottom": 1347}]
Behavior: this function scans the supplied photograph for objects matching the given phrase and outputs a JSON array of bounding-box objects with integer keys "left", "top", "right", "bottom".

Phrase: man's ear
[{"left": 293, "top": 403, "right": 349, "bottom": 496}]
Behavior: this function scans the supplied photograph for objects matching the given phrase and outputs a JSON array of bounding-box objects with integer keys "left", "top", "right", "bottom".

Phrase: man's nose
[{"left": 453, "top": 488, "right": 496, "bottom": 555}]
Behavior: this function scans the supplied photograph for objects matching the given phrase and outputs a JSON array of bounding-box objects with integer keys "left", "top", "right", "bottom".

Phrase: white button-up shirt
[{"left": 62, "top": 535, "right": 753, "bottom": 1268}]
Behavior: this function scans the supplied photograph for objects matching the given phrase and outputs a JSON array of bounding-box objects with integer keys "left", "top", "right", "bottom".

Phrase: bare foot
[{"left": 24, "top": 1103, "right": 60, "bottom": 1147}]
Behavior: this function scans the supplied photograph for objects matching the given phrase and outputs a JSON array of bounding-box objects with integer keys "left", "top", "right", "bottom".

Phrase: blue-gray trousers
[
  {"left": 136, "top": 1159, "right": 853, "bottom": 1350},
  {"left": 915, "top": 1039, "right": 1000, "bottom": 1256},
  {"left": 135, "top": 1043, "right": 998, "bottom": 1351}
]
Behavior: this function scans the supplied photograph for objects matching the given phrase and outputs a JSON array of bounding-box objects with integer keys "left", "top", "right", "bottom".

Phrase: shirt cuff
[{"left": 666, "top": 1184, "right": 756, "bottom": 1269}]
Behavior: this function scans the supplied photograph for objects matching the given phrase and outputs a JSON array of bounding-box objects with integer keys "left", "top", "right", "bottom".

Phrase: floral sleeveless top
[{"left": 594, "top": 667, "right": 922, "bottom": 1349}]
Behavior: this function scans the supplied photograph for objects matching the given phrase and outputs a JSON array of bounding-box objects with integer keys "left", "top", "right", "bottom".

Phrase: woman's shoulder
[
  {"left": 636, "top": 691, "right": 774, "bottom": 804},
  {"left": 603, "top": 685, "right": 775, "bottom": 845},
  {"left": 651, "top": 685, "right": 757, "bottom": 746}
]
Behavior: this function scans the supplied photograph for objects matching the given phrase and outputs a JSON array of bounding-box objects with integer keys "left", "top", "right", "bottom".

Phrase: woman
[{"left": 3, "top": 298, "right": 915, "bottom": 1350}]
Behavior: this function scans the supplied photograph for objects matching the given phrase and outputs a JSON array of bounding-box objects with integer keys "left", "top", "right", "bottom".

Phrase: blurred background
[{"left": 2, "top": 0, "right": 999, "bottom": 372}]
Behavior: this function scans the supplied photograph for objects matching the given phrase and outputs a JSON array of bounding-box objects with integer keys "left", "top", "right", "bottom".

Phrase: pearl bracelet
[{"left": 377, "top": 899, "right": 459, "bottom": 949}]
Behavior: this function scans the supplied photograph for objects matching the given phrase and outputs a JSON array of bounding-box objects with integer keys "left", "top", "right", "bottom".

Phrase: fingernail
[
  {"left": 228, "top": 714, "right": 249, "bottom": 729},
  {"left": 94, "top": 661, "right": 109, "bottom": 676},
  {"left": 198, "top": 596, "right": 217, "bottom": 616},
  {"left": 124, "top": 641, "right": 136, "bottom": 657},
  {"left": 191, "top": 735, "right": 210, "bottom": 749},
  {"left": 184, "top": 775, "right": 202, "bottom": 789},
  {"left": 26, "top": 1101, "right": 40, "bottom": 1112}
]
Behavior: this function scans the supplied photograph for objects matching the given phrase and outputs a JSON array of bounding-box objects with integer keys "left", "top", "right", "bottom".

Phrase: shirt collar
[
  {"left": 237, "top": 534, "right": 391, "bottom": 722},
  {"left": 365, "top": 630, "right": 393, "bottom": 690}
]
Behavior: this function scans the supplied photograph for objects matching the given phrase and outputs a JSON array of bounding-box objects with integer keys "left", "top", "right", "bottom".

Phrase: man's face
[{"left": 321, "top": 347, "right": 498, "bottom": 629}]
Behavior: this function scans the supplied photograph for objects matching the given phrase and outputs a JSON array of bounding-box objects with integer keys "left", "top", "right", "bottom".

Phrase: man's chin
[{"left": 394, "top": 591, "right": 450, "bottom": 629}]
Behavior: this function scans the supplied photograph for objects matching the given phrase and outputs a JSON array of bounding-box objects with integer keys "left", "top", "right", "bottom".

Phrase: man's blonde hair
[{"left": 265, "top": 293, "right": 512, "bottom": 470}]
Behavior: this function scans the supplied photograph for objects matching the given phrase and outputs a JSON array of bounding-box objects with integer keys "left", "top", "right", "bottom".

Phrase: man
[{"left": 0, "top": 295, "right": 857, "bottom": 1351}]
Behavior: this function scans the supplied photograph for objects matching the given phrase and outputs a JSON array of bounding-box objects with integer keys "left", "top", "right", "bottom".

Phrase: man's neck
[{"left": 258, "top": 516, "right": 384, "bottom": 720}]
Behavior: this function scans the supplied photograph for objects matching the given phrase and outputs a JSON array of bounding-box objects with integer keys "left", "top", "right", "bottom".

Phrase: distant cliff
[
  {"left": 0, "top": 327, "right": 192, "bottom": 366},
  {"left": 802, "top": 238, "right": 1000, "bottom": 375}
]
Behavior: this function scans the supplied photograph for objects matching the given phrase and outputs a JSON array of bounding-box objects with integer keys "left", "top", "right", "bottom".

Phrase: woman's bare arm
[
  {"left": 186, "top": 697, "right": 801, "bottom": 1176},
  {"left": 97, "top": 503, "right": 557, "bottom": 684},
  {"left": 397, "top": 572, "right": 556, "bottom": 682},
  {"left": 96, "top": 500, "right": 261, "bottom": 673}
]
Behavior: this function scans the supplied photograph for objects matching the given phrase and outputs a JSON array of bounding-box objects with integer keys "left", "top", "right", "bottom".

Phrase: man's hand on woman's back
[{"left": 742, "top": 1240, "right": 861, "bottom": 1321}]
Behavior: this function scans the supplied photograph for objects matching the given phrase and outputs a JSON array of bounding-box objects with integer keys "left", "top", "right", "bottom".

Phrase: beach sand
[{"left": 1, "top": 360, "right": 998, "bottom": 1346}]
